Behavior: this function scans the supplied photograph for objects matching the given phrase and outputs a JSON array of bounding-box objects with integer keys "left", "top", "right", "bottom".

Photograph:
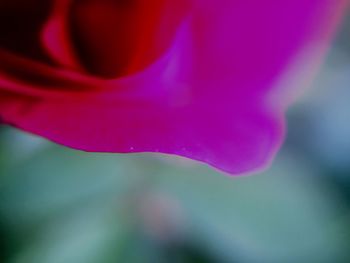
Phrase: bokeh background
[{"left": 0, "top": 11, "right": 349, "bottom": 263}]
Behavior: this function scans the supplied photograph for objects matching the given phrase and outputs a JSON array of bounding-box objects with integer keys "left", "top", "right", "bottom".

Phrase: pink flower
[{"left": 0, "top": 0, "right": 347, "bottom": 174}]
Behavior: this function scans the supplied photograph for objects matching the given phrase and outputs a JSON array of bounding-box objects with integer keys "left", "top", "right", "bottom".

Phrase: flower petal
[
  {"left": 0, "top": 0, "right": 347, "bottom": 174},
  {"left": 41, "top": 0, "right": 83, "bottom": 70},
  {"left": 0, "top": 0, "right": 52, "bottom": 62}
]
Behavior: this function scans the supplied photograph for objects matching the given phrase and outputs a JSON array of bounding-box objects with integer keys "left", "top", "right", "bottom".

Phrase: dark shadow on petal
[{"left": 0, "top": 0, "right": 53, "bottom": 63}]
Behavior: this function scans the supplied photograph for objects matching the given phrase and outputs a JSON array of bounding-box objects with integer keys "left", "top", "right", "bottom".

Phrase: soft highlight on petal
[{"left": 41, "top": 0, "right": 82, "bottom": 70}]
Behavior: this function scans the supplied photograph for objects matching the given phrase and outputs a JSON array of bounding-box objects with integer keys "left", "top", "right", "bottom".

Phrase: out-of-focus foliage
[{"left": 0, "top": 12, "right": 350, "bottom": 263}]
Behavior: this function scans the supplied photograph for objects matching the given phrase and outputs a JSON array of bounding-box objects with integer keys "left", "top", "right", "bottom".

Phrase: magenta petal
[{"left": 0, "top": 0, "right": 347, "bottom": 175}]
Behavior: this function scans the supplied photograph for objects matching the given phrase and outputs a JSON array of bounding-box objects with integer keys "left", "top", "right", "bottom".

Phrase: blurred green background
[{"left": 1, "top": 13, "right": 350, "bottom": 263}]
